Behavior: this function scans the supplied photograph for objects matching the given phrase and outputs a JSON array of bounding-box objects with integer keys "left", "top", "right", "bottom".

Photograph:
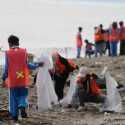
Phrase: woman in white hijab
[{"left": 36, "top": 53, "right": 58, "bottom": 111}]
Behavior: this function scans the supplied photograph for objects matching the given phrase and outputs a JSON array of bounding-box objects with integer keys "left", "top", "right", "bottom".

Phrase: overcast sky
[{"left": 0, "top": 0, "right": 125, "bottom": 51}]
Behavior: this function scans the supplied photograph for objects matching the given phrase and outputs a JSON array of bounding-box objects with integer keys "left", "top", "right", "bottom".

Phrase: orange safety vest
[
  {"left": 55, "top": 58, "right": 65, "bottom": 74},
  {"left": 109, "top": 29, "right": 119, "bottom": 42},
  {"left": 103, "top": 32, "right": 109, "bottom": 41},
  {"left": 120, "top": 27, "right": 125, "bottom": 40},
  {"left": 6, "top": 48, "right": 29, "bottom": 88},
  {"left": 76, "top": 77, "right": 101, "bottom": 95},
  {"left": 94, "top": 32, "right": 104, "bottom": 42},
  {"left": 90, "top": 79, "right": 101, "bottom": 95},
  {"left": 76, "top": 33, "right": 83, "bottom": 48}
]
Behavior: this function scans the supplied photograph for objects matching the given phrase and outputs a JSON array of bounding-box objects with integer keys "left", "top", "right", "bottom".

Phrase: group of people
[
  {"left": 1, "top": 35, "right": 78, "bottom": 121},
  {"left": 76, "top": 21, "right": 125, "bottom": 58},
  {"left": 1, "top": 35, "right": 122, "bottom": 123}
]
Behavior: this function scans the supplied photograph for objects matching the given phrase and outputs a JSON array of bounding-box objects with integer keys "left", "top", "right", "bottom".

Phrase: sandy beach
[{"left": 1, "top": 56, "right": 125, "bottom": 125}]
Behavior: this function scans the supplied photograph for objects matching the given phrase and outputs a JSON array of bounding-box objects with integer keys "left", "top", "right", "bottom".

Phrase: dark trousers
[
  {"left": 85, "top": 49, "right": 95, "bottom": 58},
  {"left": 78, "top": 88, "right": 105, "bottom": 106},
  {"left": 120, "top": 40, "right": 125, "bottom": 55},
  {"left": 55, "top": 81, "right": 65, "bottom": 101},
  {"left": 110, "top": 41, "right": 118, "bottom": 57}
]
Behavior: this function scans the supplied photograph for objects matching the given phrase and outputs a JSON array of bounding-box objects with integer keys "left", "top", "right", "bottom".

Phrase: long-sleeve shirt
[{"left": 2, "top": 53, "right": 39, "bottom": 81}]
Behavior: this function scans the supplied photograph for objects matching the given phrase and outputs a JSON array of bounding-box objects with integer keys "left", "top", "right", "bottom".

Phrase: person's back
[
  {"left": 2, "top": 35, "right": 43, "bottom": 121},
  {"left": 75, "top": 67, "right": 105, "bottom": 110},
  {"left": 94, "top": 27, "right": 104, "bottom": 42},
  {"left": 94, "top": 26, "right": 106, "bottom": 57},
  {"left": 76, "top": 27, "right": 83, "bottom": 58},
  {"left": 109, "top": 22, "right": 119, "bottom": 56},
  {"left": 85, "top": 40, "right": 95, "bottom": 58},
  {"left": 6, "top": 47, "right": 29, "bottom": 88}
]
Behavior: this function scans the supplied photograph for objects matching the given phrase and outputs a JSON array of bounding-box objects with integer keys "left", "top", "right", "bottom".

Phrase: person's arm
[
  {"left": 28, "top": 63, "right": 39, "bottom": 70},
  {"left": 2, "top": 53, "right": 8, "bottom": 81},
  {"left": 91, "top": 43, "right": 95, "bottom": 46},
  {"left": 28, "top": 62, "right": 44, "bottom": 70},
  {"left": 1, "top": 53, "right": 8, "bottom": 87}
]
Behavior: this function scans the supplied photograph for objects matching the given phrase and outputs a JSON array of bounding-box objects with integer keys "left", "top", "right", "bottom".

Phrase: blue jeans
[
  {"left": 77, "top": 47, "right": 81, "bottom": 58},
  {"left": 110, "top": 42, "right": 118, "bottom": 56},
  {"left": 9, "top": 87, "right": 28, "bottom": 118}
]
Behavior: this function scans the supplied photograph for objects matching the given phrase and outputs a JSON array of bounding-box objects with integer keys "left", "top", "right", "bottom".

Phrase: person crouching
[{"left": 76, "top": 67, "right": 105, "bottom": 110}]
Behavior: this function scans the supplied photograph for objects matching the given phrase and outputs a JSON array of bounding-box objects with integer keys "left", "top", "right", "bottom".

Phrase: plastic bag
[
  {"left": 102, "top": 71, "right": 122, "bottom": 112},
  {"left": 36, "top": 53, "right": 58, "bottom": 111},
  {"left": 60, "top": 73, "right": 77, "bottom": 106}
]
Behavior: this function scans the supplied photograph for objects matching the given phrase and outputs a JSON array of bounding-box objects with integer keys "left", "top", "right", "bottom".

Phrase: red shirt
[{"left": 76, "top": 33, "right": 83, "bottom": 48}]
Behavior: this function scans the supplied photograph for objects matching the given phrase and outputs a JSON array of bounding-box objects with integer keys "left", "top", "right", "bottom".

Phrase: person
[
  {"left": 76, "top": 67, "right": 105, "bottom": 110},
  {"left": 36, "top": 53, "right": 58, "bottom": 111},
  {"left": 94, "top": 25, "right": 106, "bottom": 57},
  {"left": 84, "top": 39, "right": 95, "bottom": 58},
  {"left": 1, "top": 35, "right": 43, "bottom": 121},
  {"left": 76, "top": 27, "right": 83, "bottom": 58},
  {"left": 50, "top": 52, "right": 78, "bottom": 101},
  {"left": 119, "top": 21, "right": 125, "bottom": 55},
  {"left": 109, "top": 22, "right": 119, "bottom": 56},
  {"left": 104, "top": 29, "right": 111, "bottom": 56}
]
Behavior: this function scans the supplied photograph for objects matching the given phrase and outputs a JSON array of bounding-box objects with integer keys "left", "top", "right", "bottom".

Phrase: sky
[{"left": 0, "top": 0, "right": 125, "bottom": 51}]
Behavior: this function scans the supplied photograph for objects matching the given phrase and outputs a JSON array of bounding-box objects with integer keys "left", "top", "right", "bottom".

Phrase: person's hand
[
  {"left": 0, "top": 81, "right": 6, "bottom": 88},
  {"left": 29, "top": 84, "right": 35, "bottom": 88},
  {"left": 76, "top": 65, "right": 79, "bottom": 70},
  {"left": 38, "top": 62, "right": 44, "bottom": 67},
  {"left": 100, "top": 93, "right": 106, "bottom": 97}
]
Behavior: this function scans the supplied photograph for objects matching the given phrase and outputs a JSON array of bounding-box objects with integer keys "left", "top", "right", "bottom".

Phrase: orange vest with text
[{"left": 6, "top": 48, "right": 29, "bottom": 88}]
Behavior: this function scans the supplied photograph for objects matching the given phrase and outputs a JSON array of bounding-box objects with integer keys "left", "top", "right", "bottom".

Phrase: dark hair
[
  {"left": 94, "top": 26, "right": 97, "bottom": 30},
  {"left": 99, "top": 24, "right": 103, "bottom": 29},
  {"left": 8, "top": 35, "right": 19, "bottom": 47},
  {"left": 119, "top": 21, "right": 124, "bottom": 26},
  {"left": 112, "top": 22, "right": 117, "bottom": 29},
  {"left": 85, "top": 39, "right": 89, "bottom": 43},
  {"left": 78, "top": 27, "right": 82, "bottom": 32}
]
